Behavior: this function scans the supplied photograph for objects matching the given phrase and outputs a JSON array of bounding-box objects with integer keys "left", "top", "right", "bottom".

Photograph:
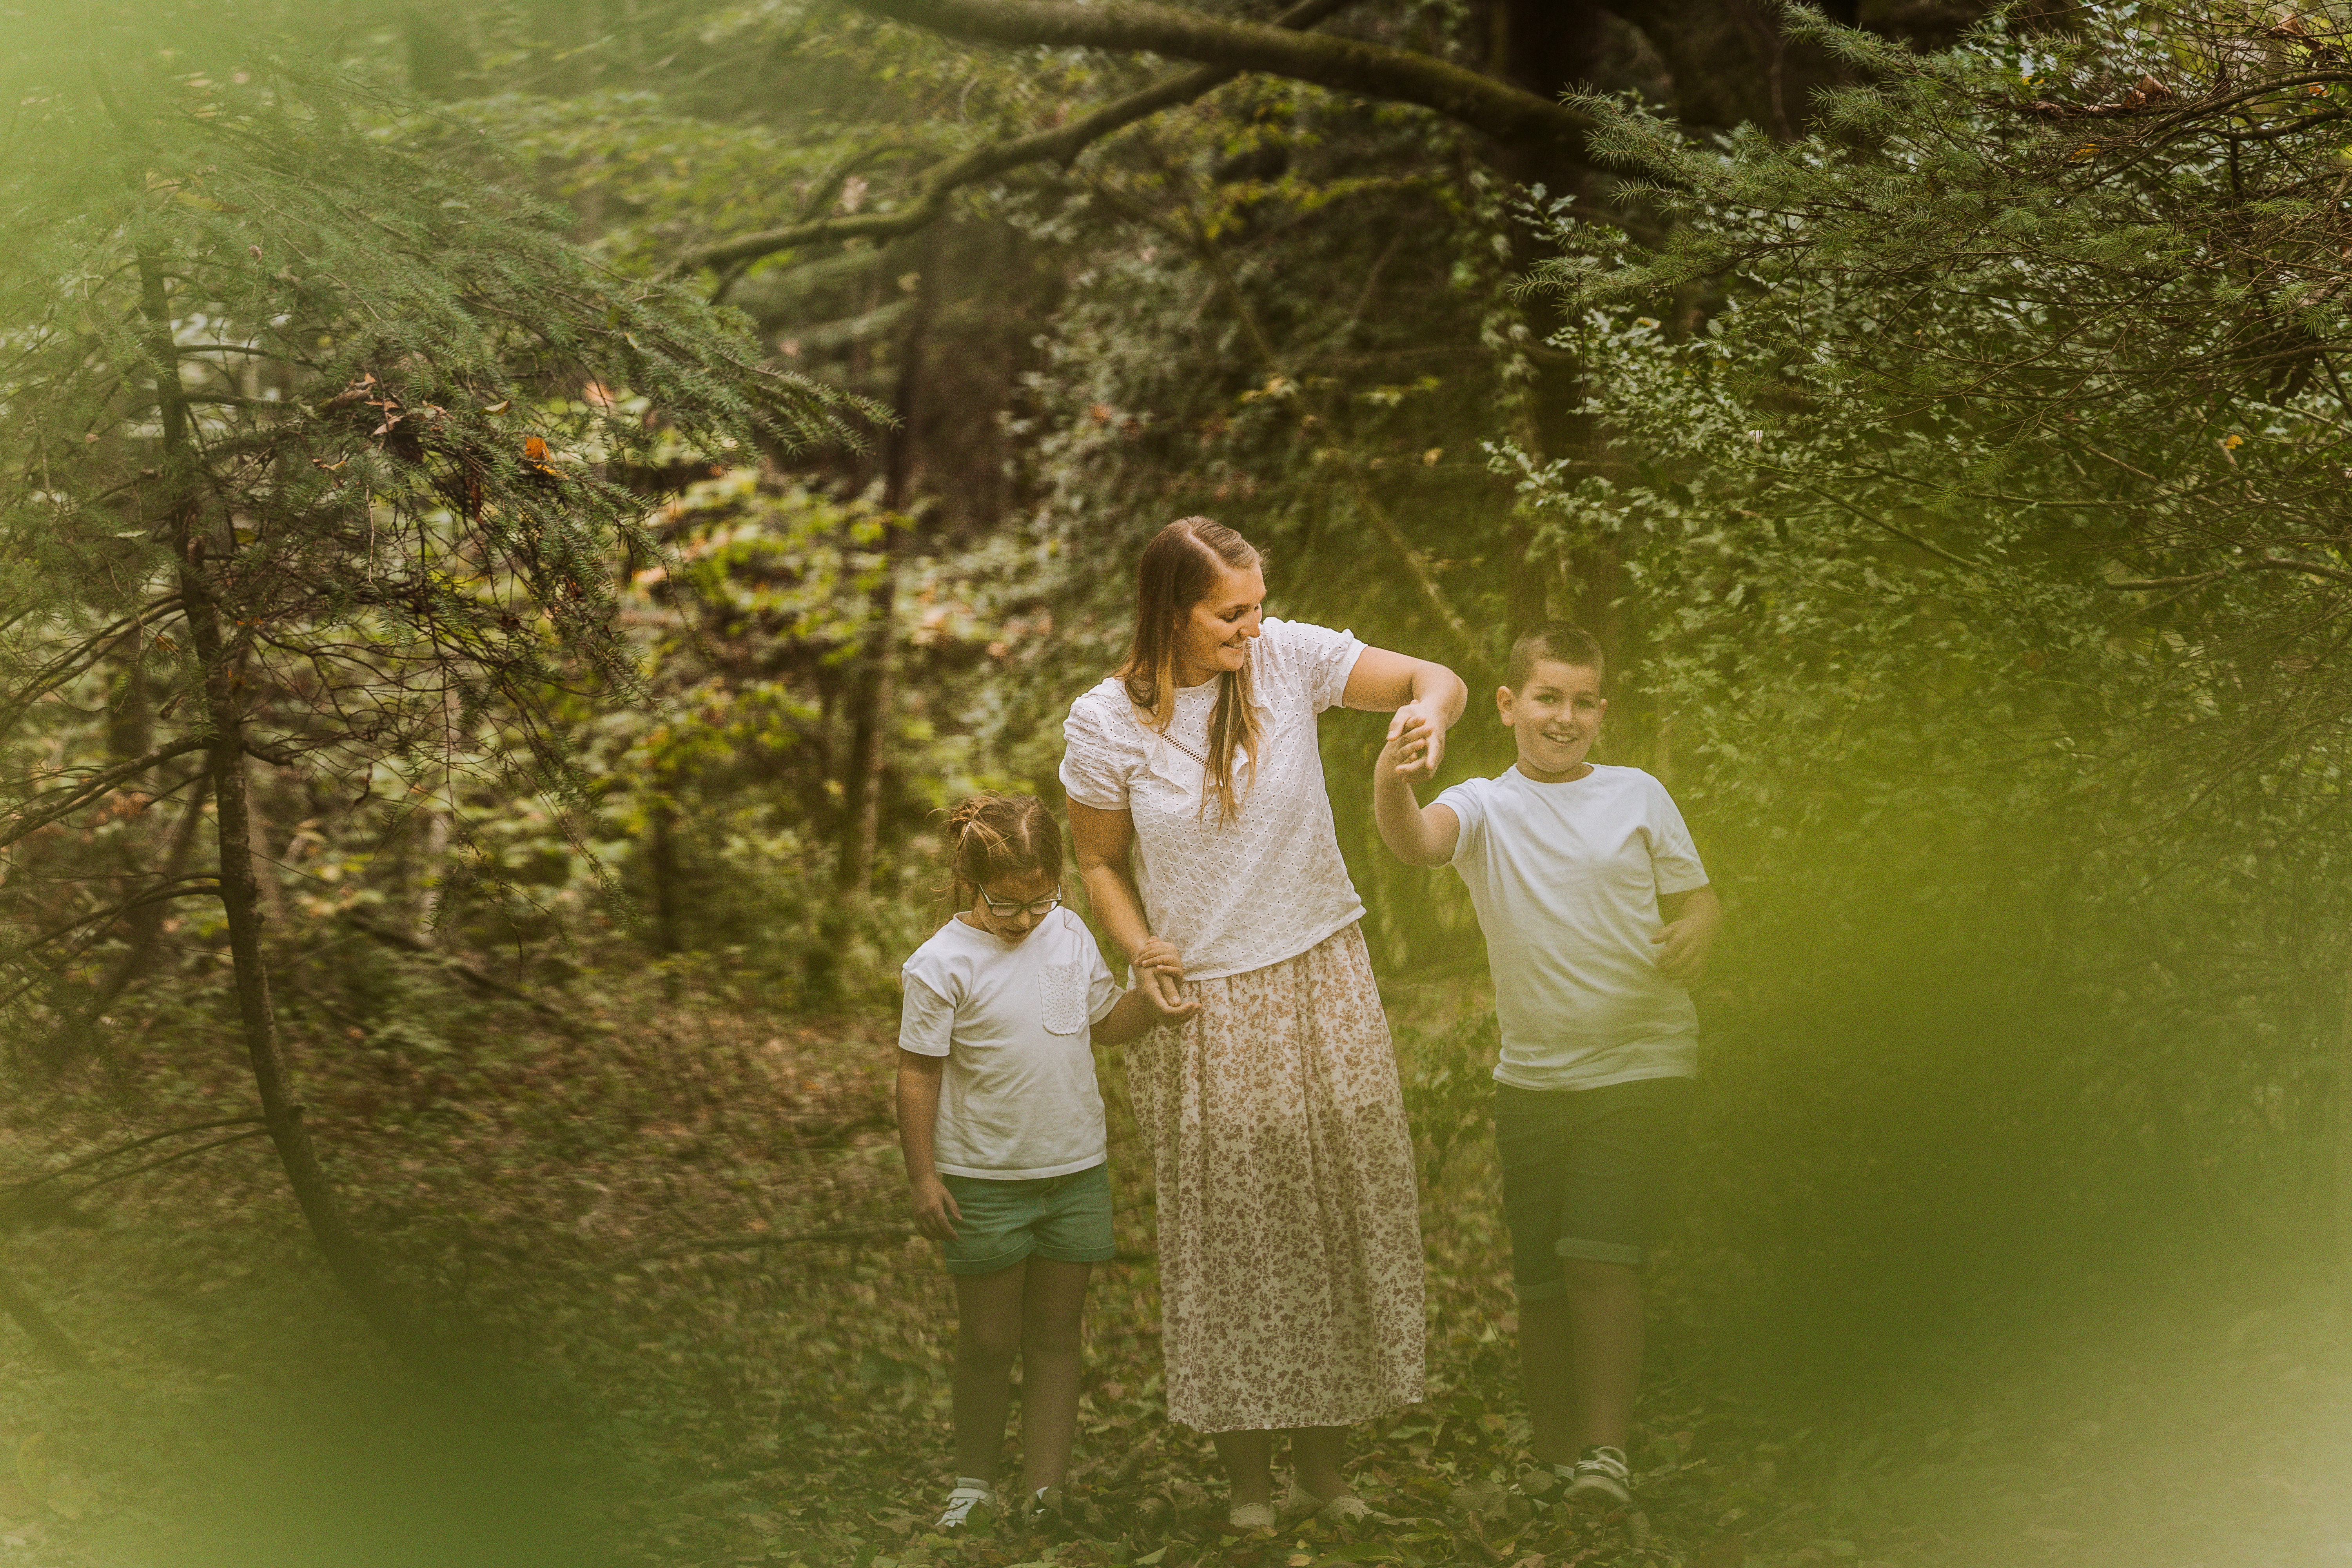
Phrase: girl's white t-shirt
[
  {"left": 1435, "top": 763, "right": 1711, "bottom": 1091},
  {"left": 898, "top": 905, "right": 1123, "bottom": 1180},
  {"left": 1059, "top": 617, "right": 1368, "bottom": 982}
]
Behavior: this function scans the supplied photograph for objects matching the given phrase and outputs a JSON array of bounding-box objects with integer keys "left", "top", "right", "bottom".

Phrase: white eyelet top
[{"left": 1059, "top": 618, "right": 1368, "bottom": 981}]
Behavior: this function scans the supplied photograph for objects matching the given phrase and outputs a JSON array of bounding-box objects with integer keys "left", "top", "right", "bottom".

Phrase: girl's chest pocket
[{"left": 1039, "top": 960, "right": 1089, "bottom": 1036}]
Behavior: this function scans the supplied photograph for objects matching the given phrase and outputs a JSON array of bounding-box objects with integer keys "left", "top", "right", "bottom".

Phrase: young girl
[{"left": 897, "top": 793, "right": 1196, "bottom": 1530}]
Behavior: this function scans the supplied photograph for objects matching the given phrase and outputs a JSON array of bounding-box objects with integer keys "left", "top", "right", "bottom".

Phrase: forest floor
[{"left": 0, "top": 955, "right": 2344, "bottom": 1568}]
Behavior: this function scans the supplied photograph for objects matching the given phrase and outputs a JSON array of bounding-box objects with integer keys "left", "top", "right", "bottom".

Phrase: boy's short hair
[{"left": 1505, "top": 621, "right": 1606, "bottom": 689}]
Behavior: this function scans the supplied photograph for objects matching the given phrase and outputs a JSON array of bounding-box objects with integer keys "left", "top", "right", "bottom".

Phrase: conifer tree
[{"left": 0, "top": 2, "right": 860, "bottom": 1365}]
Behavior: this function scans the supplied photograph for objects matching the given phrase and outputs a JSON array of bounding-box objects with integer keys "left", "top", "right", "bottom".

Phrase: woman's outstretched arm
[
  {"left": 1070, "top": 800, "right": 1185, "bottom": 1006},
  {"left": 1343, "top": 647, "right": 1468, "bottom": 785}
]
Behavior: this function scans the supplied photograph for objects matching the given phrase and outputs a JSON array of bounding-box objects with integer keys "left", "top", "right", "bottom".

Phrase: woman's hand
[
  {"left": 909, "top": 1174, "right": 963, "bottom": 1243},
  {"left": 1386, "top": 699, "right": 1448, "bottom": 785},
  {"left": 1131, "top": 936, "right": 1188, "bottom": 1008}
]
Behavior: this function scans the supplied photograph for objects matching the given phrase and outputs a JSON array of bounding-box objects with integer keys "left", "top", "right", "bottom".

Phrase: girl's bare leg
[
  {"left": 1015, "top": 1259, "right": 1092, "bottom": 1494},
  {"left": 1212, "top": 1428, "right": 1275, "bottom": 1508},
  {"left": 1288, "top": 1425, "right": 1349, "bottom": 1499},
  {"left": 951, "top": 1262, "right": 1028, "bottom": 1481}
]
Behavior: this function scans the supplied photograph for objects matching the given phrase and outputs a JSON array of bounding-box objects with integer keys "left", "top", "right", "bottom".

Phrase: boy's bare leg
[
  {"left": 1212, "top": 1428, "right": 1275, "bottom": 1508},
  {"left": 1015, "top": 1259, "right": 1092, "bottom": 1494},
  {"left": 952, "top": 1262, "right": 1028, "bottom": 1481},
  {"left": 1562, "top": 1258, "right": 1644, "bottom": 1453},
  {"left": 1518, "top": 1292, "right": 1579, "bottom": 1468}
]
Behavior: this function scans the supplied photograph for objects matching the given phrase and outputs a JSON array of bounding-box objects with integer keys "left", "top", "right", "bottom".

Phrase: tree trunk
[
  {"left": 648, "top": 794, "right": 684, "bottom": 954},
  {"left": 135, "top": 249, "right": 432, "bottom": 1371},
  {"left": 835, "top": 238, "right": 938, "bottom": 906}
]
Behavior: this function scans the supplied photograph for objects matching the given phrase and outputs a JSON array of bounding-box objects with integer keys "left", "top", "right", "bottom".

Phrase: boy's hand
[
  {"left": 1132, "top": 936, "right": 1186, "bottom": 1007},
  {"left": 1386, "top": 701, "right": 1446, "bottom": 785},
  {"left": 1650, "top": 915, "right": 1716, "bottom": 981},
  {"left": 910, "top": 1174, "right": 962, "bottom": 1243}
]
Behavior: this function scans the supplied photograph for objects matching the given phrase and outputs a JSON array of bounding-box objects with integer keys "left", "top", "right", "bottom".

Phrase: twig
[
  {"left": 0, "top": 1115, "right": 267, "bottom": 1196},
  {"left": 666, "top": 0, "right": 1366, "bottom": 277},
  {"left": 0, "top": 735, "right": 213, "bottom": 851},
  {"left": 56, "top": 1127, "right": 270, "bottom": 1205},
  {"left": 339, "top": 912, "right": 572, "bottom": 1025}
]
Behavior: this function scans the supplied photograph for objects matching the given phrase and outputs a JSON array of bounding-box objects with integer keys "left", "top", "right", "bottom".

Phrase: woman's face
[{"left": 1172, "top": 560, "right": 1265, "bottom": 684}]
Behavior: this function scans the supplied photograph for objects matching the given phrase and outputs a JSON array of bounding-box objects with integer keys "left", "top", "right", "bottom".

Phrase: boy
[{"left": 1372, "top": 621, "right": 1721, "bottom": 1510}]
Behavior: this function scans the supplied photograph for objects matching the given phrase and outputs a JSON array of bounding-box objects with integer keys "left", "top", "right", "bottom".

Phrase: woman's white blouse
[{"left": 1060, "top": 617, "right": 1368, "bottom": 982}]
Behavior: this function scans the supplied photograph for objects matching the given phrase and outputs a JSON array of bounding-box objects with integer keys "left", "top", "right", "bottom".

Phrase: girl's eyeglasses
[{"left": 980, "top": 890, "right": 1062, "bottom": 919}]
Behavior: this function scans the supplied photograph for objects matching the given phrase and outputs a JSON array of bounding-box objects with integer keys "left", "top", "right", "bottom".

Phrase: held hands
[
  {"left": 1140, "top": 983, "right": 1201, "bottom": 1025},
  {"left": 1131, "top": 936, "right": 1188, "bottom": 1009},
  {"left": 909, "top": 1174, "right": 962, "bottom": 1243},
  {"left": 1385, "top": 701, "right": 1446, "bottom": 786}
]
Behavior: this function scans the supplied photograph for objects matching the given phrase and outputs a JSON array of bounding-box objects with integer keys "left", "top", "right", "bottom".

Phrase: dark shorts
[
  {"left": 1494, "top": 1075, "right": 1693, "bottom": 1299},
  {"left": 938, "top": 1162, "right": 1116, "bottom": 1276}
]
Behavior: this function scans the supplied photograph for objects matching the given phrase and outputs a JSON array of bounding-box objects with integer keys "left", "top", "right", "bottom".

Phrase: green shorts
[{"left": 938, "top": 1162, "right": 1116, "bottom": 1276}]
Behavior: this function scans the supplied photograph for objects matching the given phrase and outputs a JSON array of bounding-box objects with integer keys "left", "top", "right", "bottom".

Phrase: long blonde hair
[{"left": 1116, "top": 517, "right": 1264, "bottom": 824}]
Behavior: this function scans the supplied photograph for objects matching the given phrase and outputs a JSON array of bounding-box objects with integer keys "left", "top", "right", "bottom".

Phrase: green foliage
[
  {"left": 0, "top": 0, "right": 869, "bottom": 1054},
  {"left": 1507, "top": 1, "right": 2352, "bottom": 1343}
]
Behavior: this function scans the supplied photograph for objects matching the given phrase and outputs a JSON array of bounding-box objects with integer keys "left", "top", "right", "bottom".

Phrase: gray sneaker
[{"left": 1565, "top": 1445, "right": 1632, "bottom": 1509}]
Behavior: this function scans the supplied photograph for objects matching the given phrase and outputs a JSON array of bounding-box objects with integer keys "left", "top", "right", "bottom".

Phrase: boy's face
[{"left": 1497, "top": 658, "right": 1605, "bottom": 780}]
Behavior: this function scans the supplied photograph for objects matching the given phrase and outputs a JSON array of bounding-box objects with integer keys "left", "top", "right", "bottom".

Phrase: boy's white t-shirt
[
  {"left": 1434, "top": 763, "right": 1710, "bottom": 1092},
  {"left": 898, "top": 905, "right": 1123, "bottom": 1180}
]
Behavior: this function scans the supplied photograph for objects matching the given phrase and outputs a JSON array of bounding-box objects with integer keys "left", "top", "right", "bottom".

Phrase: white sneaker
[
  {"left": 934, "top": 1478, "right": 996, "bottom": 1530},
  {"left": 1564, "top": 1445, "right": 1632, "bottom": 1509}
]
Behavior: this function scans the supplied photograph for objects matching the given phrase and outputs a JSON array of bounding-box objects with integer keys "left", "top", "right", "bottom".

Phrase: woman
[{"left": 1060, "top": 517, "right": 1466, "bottom": 1527}]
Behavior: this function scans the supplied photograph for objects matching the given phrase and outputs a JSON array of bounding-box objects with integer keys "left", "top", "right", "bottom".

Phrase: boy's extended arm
[
  {"left": 1372, "top": 731, "right": 1461, "bottom": 867},
  {"left": 1651, "top": 885, "right": 1724, "bottom": 981},
  {"left": 895, "top": 1049, "right": 961, "bottom": 1241}
]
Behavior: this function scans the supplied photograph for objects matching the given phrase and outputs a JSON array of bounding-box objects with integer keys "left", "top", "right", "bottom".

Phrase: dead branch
[
  {"left": 0, "top": 1115, "right": 267, "bottom": 1199},
  {"left": 0, "top": 735, "right": 212, "bottom": 851},
  {"left": 339, "top": 912, "right": 574, "bottom": 1026},
  {"left": 670, "top": 0, "right": 1367, "bottom": 277},
  {"left": 853, "top": 0, "right": 1589, "bottom": 147},
  {"left": 58, "top": 1127, "right": 270, "bottom": 1205}
]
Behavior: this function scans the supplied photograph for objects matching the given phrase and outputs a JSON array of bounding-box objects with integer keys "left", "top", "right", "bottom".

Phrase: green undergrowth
[{"left": 0, "top": 945, "right": 2024, "bottom": 1568}]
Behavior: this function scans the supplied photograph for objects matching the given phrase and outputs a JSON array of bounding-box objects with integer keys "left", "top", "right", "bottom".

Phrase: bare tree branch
[
  {"left": 0, "top": 735, "right": 212, "bottom": 851},
  {"left": 854, "top": 0, "right": 1590, "bottom": 143},
  {"left": 0, "top": 1116, "right": 267, "bottom": 1200},
  {"left": 670, "top": 0, "right": 1405, "bottom": 277}
]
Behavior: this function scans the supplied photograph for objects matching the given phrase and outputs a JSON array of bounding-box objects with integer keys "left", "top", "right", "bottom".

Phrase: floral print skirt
[{"left": 1127, "top": 922, "right": 1425, "bottom": 1432}]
